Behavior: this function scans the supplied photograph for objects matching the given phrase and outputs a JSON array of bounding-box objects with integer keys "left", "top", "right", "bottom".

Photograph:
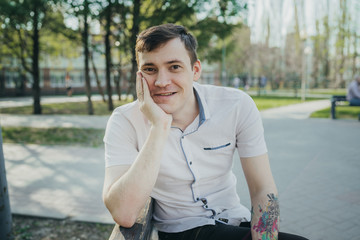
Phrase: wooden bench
[
  {"left": 109, "top": 198, "right": 158, "bottom": 240},
  {"left": 331, "top": 95, "right": 360, "bottom": 120}
]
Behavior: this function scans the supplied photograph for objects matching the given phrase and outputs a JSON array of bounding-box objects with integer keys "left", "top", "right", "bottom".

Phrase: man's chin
[{"left": 158, "top": 104, "right": 174, "bottom": 115}]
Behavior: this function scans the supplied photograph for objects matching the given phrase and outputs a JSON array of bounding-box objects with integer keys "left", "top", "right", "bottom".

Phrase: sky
[{"left": 247, "top": 0, "right": 360, "bottom": 48}]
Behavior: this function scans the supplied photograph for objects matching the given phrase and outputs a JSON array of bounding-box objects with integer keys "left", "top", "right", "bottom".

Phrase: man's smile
[
  {"left": 152, "top": 90, "right": 177, "bottom": 97},
  {"left": 156, "top": 92, "right": 176, "bottom": 96}
]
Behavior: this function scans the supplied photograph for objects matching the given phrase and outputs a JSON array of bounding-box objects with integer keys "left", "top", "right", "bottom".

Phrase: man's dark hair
[{"left": 136, "top": 23, "right": 198, "bottom": 66}]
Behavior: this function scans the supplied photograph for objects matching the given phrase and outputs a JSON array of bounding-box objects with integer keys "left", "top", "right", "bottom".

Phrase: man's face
[{"left": 138, "top": 38, "right": 201, "bottom": 116}]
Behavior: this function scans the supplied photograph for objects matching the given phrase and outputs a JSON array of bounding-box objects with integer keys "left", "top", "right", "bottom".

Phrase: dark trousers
[{"left": 158, "top": 222, "right": 309, "bottom": 240}]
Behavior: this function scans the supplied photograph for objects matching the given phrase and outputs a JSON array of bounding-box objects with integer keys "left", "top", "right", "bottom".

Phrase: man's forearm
[
  {"left": 251, "top": 193, "right": 280, "bottom": 240},
  {"left": 104, "top": 125, "right": 169, "bottom": 227}
]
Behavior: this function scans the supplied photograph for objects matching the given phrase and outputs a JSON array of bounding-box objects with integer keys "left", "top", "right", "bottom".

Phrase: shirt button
[{"left": 189, "top": 161, "right": 192, "bottom": 165}]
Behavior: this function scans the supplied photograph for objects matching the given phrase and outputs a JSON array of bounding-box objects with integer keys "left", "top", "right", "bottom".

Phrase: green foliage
[
  {"left": 141, "top": 0, "right": 197, "bottom": 27},
  {"left": 190, "top": 1, "right": 244, "bottom": 63},
  {"left": 0, "top": 0, "right": 80, "bottom": 71},
  {"left": 106, "top": 0, "right": 247, "bottom": 67}
]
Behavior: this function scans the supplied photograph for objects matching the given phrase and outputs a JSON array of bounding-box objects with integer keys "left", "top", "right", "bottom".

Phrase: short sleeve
[
  {"left": 236, "top": 94, "right": 267, "bottom": 158},
  {"left": 103, "top": 108, "right": 139, "bottom": 168}
]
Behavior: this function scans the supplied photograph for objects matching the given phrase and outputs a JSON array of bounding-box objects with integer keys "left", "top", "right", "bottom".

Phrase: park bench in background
[
  {"left": 109, "top": 198, "right": 157, "bottom": 240},
  {"left": 331, "top": 95, "right": 360, "bottom": 120}
]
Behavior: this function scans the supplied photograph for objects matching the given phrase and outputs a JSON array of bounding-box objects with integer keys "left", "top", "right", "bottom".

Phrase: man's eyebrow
[
  {"left": 142, "top": 63, "right": 155, "bottom": 66},
  {"left": 141, "top": 59, "right": 185, "bottom": 67},
  {"left": 167, "top": 59, "right": 184, "bottom": 65}
]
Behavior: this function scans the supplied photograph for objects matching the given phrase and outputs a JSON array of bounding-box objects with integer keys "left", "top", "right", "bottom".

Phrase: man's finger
[
  {"left": 136, "top": 72, "right": 144, "bottom": 102},
  {"left": 142, "top": 77, "right": 151, "bottom": 101}
]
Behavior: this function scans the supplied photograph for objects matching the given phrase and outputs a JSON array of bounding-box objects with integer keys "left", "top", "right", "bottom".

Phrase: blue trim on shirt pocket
[{"left": 204, "top": 143, "right": 231, "bottom": 150}]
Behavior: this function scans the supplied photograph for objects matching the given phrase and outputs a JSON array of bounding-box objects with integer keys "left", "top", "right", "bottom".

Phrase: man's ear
[{"left": 193, "top": 60, "right": 202, "bottom": 82}]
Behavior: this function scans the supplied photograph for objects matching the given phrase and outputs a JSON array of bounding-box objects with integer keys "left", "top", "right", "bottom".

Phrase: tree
[
  {"left": 127, "top": 0, "right": 140, "bottom": 98},
  {"left": 0, "top": 127, "right": 12, "bottom": 240},
  {"left": 104, "top": 0, "right": 114, "bottom": 111},
  {"left": 1, "top": 0, "right": 42, "bottom": 114},
  {"left": 311, "top": 19, "right": 322, "bottom": 88},
  {"left": 322, "top": 1, "right": 331, "bottom": 88},
  {"left": 0, "top": 0, "right": 74, "bottom": 114},
  {"left": 90, "top": 49, "right": 106, "bottom": 102},
  {"left": 97, "top": 0, "right": 128, "bottom": 110},
  {"left": 334, "top": 0, "right": 348, "bottom": 88},
  {"left": 68, "top": 0, "right": 102, "bottom": 115},
  {"left": 111, "top": 1, "right": 131, "bottom": 100}
]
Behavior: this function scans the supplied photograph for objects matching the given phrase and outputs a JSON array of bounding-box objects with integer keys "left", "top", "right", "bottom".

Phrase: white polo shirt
[{"left": 104, "top": 82, "right": 268, "bottom": 233}]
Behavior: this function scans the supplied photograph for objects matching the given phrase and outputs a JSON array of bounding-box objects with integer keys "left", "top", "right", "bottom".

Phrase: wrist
[
  {"left": 150, "top": 122, "right": 171, "bottom": 136},
  {"left": 151, "top": 115, "right": 172, "bottom": 131}
]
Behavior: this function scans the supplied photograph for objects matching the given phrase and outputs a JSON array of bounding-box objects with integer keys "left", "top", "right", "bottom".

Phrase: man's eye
[
  {"left": 171, "top": 65, "right": 181, "bottom": 70},
  {"left": 143, "top": 68, "right": 156, "bottom": 72}
]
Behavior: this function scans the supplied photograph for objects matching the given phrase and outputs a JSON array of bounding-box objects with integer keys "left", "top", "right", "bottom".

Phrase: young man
[{"left": 103, "top": 24, "right": 307, "bottom": 240}]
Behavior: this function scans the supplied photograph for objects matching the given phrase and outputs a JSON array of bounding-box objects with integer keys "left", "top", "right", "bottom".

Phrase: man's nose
[{"left": 154, "top": 70, "right": 171, "bottom": 87}]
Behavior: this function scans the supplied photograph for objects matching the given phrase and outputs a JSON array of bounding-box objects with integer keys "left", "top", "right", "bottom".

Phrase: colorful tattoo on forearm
[{"left": 252, "top": 193, "right": 279, "bottom": 240}]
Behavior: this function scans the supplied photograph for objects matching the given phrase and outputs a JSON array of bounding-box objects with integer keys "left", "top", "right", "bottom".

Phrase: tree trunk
[
  {"left": 339, "top": 0, "right": 347, "bottom": 88},
  {"left": 312, "top": 20, "right": 320, "bottom": 88},
  {"left": 114, "top": 71, "right": 122, "bottom": 101},
  {"left": 115, "top": 50, "right": 123, "bottom": 100},
  {"left": 90, "top": 51, "right": 106, "bottom": 102},
  {"left": 128, "top": 0, "right": 140, "bottom": 99},
  {"left": 352, "top": 33, "right": 358, "bottom": 78},
  {"left": 335, "top": 0, "right": 347, "bottom": 88},
  {"left": 323, "top": 2, "right": 331, "bottom": 88},
  {"left": 0, "top": 128, "right": 13, "bottom": 240},
  {"left": 293, "top": 3, "right": 303, "bottom": 96},
  {"left": 105, "top": 1, "right": 114, "bottom": 111},
  {"left": 0, "top": 68, "right": 5, "bottom": 97},
  {"left": 84, "top": 0, "right": 94, "bottom": 115},
  {"left": 32, "top": 7, "right": 41, "bottom": 114}
]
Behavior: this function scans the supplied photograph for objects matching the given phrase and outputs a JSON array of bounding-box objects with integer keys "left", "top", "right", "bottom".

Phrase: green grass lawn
[
  {"left": 0, "top": 99, "right": 130, "bottom": 115},
  {"left": 252, "top": 96, "right": 309, "bottom": 110},
  {"left": 308, "top": 88, "right": 347, "bottom": 96},
  {"left": 310, "top": 105, "right": 360, "bottom": 119},
  {"left": 2, "top": 127, "right": 105, "bottom": 147}
]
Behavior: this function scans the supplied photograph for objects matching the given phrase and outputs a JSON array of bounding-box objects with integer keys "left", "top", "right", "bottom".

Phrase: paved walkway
[{"left": 2, "top": 98, "right": 360, "bottom": 240}]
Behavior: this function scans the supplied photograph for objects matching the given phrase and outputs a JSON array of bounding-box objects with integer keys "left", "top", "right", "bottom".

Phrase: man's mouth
[{"left": 156, "top": 92, "right": 176, "bottom": 96}]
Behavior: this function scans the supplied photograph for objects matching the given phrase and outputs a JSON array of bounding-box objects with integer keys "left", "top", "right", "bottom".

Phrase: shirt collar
[{"left": 193, "top": 82, "right": 210, "bottom": 127}]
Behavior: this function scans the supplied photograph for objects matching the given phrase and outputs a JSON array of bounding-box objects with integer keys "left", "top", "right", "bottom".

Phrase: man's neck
[{"left": 171, "top": 94, "right": 199, "bottom": 131}]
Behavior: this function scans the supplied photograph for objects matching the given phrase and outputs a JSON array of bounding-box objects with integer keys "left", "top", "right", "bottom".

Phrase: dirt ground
[{"left": 12, "top": 215, "right": 114, "bottom": 240}]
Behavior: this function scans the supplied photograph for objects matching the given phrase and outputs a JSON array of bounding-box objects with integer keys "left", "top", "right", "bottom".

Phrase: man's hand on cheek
[{"left": 136, "top": 71, "right": 172, "bottom": 129}]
